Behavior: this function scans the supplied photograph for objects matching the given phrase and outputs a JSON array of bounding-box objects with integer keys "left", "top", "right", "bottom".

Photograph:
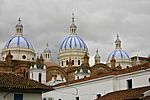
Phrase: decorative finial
[
  {"left": 46, "top": 42, "right": 49, "bottom": 47},
  {"left": 96, "top": 49, "right": 98, "bottom": 54},
  {"left": 18, "top": 18, "right": 21, "bottom": 24},
  {"left": 72, "top": 13, "right": 75, "bottom": 24},
  {"left": 70, "top": 13, "right": 77, "bottom": 35},
  {"left": 117, "top": 34, "right": 119, "bottom": 39}
]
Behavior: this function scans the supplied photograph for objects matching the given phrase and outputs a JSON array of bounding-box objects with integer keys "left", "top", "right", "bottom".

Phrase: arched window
[
  {"left": 78, "top": 60, "right": 80, "bottom": 65},
  {"left": 72, "top": 60, "right": 74, "bottom": 65},
  {"left": 66, "top": 60, "right": 68, "bottom": 65},
  {"left": 39, "top": 73, "right": 42, "bottom": 83},
  {"left": 62, "top": 61, "right": 63, "bottom": 66}
]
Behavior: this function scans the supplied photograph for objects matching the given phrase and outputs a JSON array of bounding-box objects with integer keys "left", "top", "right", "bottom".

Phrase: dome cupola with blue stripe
[
  {"left": 58, "top": 13, "right": 88, "bottom": 67},
  {"left": 106, "top": 35, "right": 132, "bottom": 68},
  {"left": 1, "top": 18, "right": 35, "bottom": 61},
  {"left": 59, "top": 13, "right": 88, "bottom": 52}
]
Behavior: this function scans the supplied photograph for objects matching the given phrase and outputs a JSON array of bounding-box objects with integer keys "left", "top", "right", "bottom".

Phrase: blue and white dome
[
  {"left": 106, "top": 35, "right": 131, "bottom": 68},
  {"left": 1, "top": 18, "right": 35, "bottom": 61},
  {"left": 107, "top": 49, "right": 130, "bottom": 62},
  {"left": 59, "top": 13, "right": 88, "bottom": 52},
  {"left": 44, "top": 48, "right": 51, "bottom": 53},
  {"left": 44, "top": 43, "right": 51, "bottom": 53},
  {"left": 59, "top": 35, "right": 88, "bottom": 51},
  {"left": 4, "top": 36, "right": 33, "bottom": 49}
]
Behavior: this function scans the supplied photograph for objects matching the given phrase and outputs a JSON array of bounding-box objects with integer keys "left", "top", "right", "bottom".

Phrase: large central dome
[
  {"left": 59, "top": 35, "right": 88, "bottom": 51},
  {"left": 58, "top": 13, "right": 88, "bottom": 67}
]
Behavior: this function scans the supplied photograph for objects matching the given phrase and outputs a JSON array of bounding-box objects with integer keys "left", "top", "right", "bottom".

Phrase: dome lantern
[
  {"left": 15, "top": 18, "right": 23, "bottom": 36},
  {"left": 94, "top": 49, "right": 101, "bottom": 64},
  {"left": 115, "top": 34, "right": 121, "bottom": 49},
  {"left": 70, "top": 13, "right": 77, "bottom": 35}
]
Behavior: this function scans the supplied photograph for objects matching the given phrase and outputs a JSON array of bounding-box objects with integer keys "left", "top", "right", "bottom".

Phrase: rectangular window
[
  {"left": 127, "top": 79, "right": 132, "bottom": 89},
  {"left": 148, "top": 78, "right": 150, "bottom": 83},
  {"left": 76, "top": 97, "right": 79, "bottom": 100},
  {"left": 78, "top": 60, "right": 80, "bottom": 65},
  {"left": 14, "top": 94, "right": 23, "bottom": 100}
]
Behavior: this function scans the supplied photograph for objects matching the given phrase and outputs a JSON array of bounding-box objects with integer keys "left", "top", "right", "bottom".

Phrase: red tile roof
[
  {"left": 0, "top": 72, "right": 53, "bottom": 93},
  {"left": 97, "top": 85, "right": 150, "bottom": 100},
  {"left": 56, "top": 63, "right": 150, "bottom": 87}
]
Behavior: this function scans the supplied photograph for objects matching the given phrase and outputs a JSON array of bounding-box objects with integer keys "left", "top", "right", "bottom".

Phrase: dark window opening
[
  {"left": 72, "top": 60, "right": 74, "bottom": 65},
  {"left": 14, "top": 94, "right": 23, "bottom": 100},
  {"left": 43, "top": 98, "right": 46, "bottom": 100},
  {"left": 78, "top": 60, "right": 80, "bottom": 65},
  {"left": 148, "top": 78, "right": 150, "bottom": 83},
  {"left": 32, "top": 57, "right": 34, "bottom": 60},
  {"left": 62, "top": 61, "right": 63, "bottom": 66},
  {"left": 127, "top": 79, "right": 132, "bottom": 89},
  {"left": 84, "top": 76, "right": 87, "bottom": 78},
  {"left": 66, "top": 60, "right": 68, "bottom": 65},
  {"left": 76, "top": 97, "right": 79, "bottom": 100},
  {"left": 97, "top": 94, "right": 101, "bottom": 98},
  {"left": 22, "top": 55, "right": 26, "bottom": 59},
  {"left": 39, "top": 73, "right": 42, "bottom": 83}
]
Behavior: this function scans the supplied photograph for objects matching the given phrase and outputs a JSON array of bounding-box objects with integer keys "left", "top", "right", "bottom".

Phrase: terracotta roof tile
[
  {"left": 97, "top": 85, "right": 150, "bottom": 100},
  {"left": 0, "top": 72, "right": 53, "bottom": 93},
  {"left": 55, "top": 63, "right": 150, "bottom": 86}
]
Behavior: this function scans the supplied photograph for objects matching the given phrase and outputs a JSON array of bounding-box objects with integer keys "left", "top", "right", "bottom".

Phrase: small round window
[{"left": 22, "top": 55, "right": 26, "bottom": 59}]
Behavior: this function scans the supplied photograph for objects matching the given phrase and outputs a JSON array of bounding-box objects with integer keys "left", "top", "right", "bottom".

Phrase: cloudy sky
[{"left": 0, "top": 0, "right": 149, "bottom": 65}]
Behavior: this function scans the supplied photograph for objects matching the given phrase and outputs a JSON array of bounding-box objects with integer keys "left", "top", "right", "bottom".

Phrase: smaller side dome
[
  {"left": 106, "top": 35, "right": 131, "bottom": 68},
  {"left": 44, "top": 43, "right": 51, "bottom": 53},
  {"left": 107, "top": 49, "right": 130, "bottom": 62}
]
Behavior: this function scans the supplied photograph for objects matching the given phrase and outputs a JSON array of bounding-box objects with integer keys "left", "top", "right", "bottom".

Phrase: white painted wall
[
  {"left": 117, "top": 69, "right": 150, "bottom": 90},
  {"left": 30, "top": 68, "right": 46, "bottom": 84},
  {"left": 1, "top": 48, "right": 35, "bottom": 61},
  {"left": 43, "top": 76, "right": 114, "bottom": 100},
  {"left": 0, "top": 92, "right": 41, "bottom": 100},
  {"left": 43, "top": 68, "right": 150, "bottom": 100}
]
